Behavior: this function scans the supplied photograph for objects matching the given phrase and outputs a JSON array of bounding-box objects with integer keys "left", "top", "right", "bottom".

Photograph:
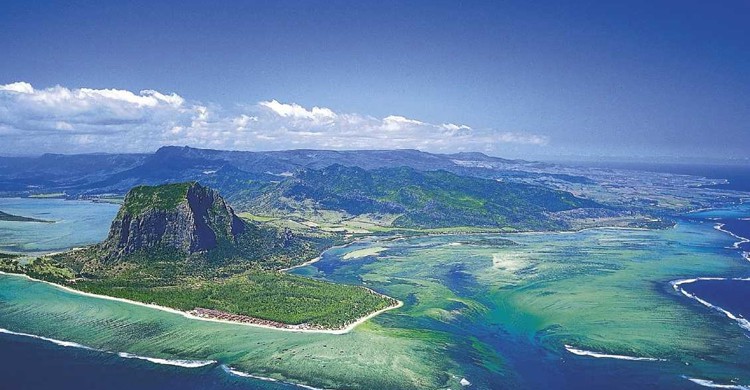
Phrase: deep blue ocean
[
  {"left": 0, "top": 162, "right": 748, "bottom": 389},
  {"left": 585, "top": 161, "right": 750, "bottom": 192},
  {"left": 0, "top": 331, "right": 296, "bottom": 390}
]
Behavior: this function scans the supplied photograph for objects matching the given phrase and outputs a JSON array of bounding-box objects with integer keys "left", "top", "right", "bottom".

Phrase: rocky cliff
[{"left": 103, "top": 182, "right": 246, "bottom": 257}]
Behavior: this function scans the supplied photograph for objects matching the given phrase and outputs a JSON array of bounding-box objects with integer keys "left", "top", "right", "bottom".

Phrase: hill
[{"left": 238, "top": 165, "right": 601, "bottom": 230}]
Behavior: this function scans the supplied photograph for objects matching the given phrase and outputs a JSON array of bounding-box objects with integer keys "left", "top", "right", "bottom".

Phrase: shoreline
[
  {"left": 280, "top": 237, "right": 383, "bottom": 272},
  {"left": 279, "top": 254, "right": 323, "bottom": 272},
  {"left": 0, "top": 271, "right": 402, "bottom": 335},
  {"left": 0, "top": 215, "right": 712, "bottom": 335}
]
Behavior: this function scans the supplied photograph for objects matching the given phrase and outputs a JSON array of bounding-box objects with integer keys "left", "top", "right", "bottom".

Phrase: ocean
[
  {"left": 1, "top": 163, "right": 750, "bottom": 389},
  {"left": 0, "top": 332, "right": 285, "bottom": 390}
]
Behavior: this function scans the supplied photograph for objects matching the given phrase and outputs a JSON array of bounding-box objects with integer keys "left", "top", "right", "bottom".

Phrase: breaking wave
[
  {"left": 117, "top": 352, "right": 216, "bottom": 368},
  {"left": 0, "top": 327, "right": 99, "bottom": 351},
  {"left": 671, "top": 278, "right": 750, "bottom": 332},
  {"left": 684, "top": 376, "right": 750, "bottom": 389},
  {"left": 221, "top": 364, "right": 326, "bottom": 389},
  {"left": 564, "top": 344, "right": 665, "bottom": 361},
  {"left": 0, "top": 326, "right": 215, "bottom": 369}
]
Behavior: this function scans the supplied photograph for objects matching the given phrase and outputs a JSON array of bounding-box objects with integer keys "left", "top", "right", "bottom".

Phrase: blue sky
[{"left": 1, "top": 0, "right": 748, "bottom": 160}]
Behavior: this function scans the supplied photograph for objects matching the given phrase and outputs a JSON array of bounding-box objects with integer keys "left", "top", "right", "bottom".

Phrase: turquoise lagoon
[
  {"left": 0, "top": 198, "right": 119, "bottom": 255},
  {"left": 1, "top": 198, "right": 750, "bottom": 389}
]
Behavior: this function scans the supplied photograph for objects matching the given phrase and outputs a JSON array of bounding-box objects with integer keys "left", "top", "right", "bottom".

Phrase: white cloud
[
  {"left": 232, "top": 114, "right": 257, "bottom": 130},
  {"left": 0, "top": 81, "right": 34, "bottom": 94},
  {"left": 441, "top": 123, "right": 472, "bottom": 136},
  {"left": 0, "top": 81, "right": 549, "bottom": 155},
  {"left": 381, "top": 115, "right": 424, "bottom": 131},
  {"left": 259, "top": 99, "right": 336, "bottom": 122}
]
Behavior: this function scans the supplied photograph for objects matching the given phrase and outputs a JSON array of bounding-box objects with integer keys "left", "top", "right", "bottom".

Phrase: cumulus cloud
[
  {"left": 0, "top": 81, "right": 34, "bottom": 94},
  {"left": 259, "top": 99, "right": 337, "bottom": 122},
  {"left": 0, "top": 81, "right": 549, "bottom": 155}
]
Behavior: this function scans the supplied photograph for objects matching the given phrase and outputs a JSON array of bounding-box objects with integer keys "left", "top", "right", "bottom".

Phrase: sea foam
[
  {"left": 0, "top": 326, "right": 216, "bottom": 369},
  {"left": 221, "top": 364, "right": 326, "bottom": 389},
  {"left": 684, "top": 376, "right": 750, "bottom": 389},
  {"left": 0, "top": 327, "right": 99, "bottom": 351},
  {"left": 714, "top": 223, "right": 750, "bottom": 250},
  {"left": 564, "top": 345, "right": 665, "bottom": 361},
  {"left": 671, "top": 278, "right": 750, "bottom": 332},
  {"left": 220, "top": 364, "right": 278, "bottom": 381},
  {"left": 117, "top": 352, "right": 216, "bottom": 368}
]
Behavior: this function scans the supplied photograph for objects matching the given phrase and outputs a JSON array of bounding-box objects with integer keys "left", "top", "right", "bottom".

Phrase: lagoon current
[{"left": 1, "top": 198, "right": 750, "bottom": 389}]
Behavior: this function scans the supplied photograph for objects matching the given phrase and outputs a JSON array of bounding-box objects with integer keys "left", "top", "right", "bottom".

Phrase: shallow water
[
  {"left": 0, "top": 198, "right": 118, "bottom": 254},
  {"left": 2, "top": 199, "right": 750, "bottom": 388}
]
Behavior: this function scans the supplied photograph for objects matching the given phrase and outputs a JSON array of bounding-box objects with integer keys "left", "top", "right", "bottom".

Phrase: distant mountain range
[
  {"left": 0, "top": 146, "right": 592, "bottom": 197},
  {"left": 0, "top": 146, "right": 612, "bottom": 230}
]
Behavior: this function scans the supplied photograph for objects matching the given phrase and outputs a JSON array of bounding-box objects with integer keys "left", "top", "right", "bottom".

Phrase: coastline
[
  {"left": 279, "top": 237, "right": 373, "bottom": 272},
  {"left": 0, "top": 219, "right": 699, "bottom": 336},
  {"left": 0, "top": 271, "right": 402, "bottom": 335},
  {"left": 279, "top": 254, "right": 323, "bottom": 272}
]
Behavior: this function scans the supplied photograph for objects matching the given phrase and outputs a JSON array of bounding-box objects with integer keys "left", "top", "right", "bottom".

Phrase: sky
[{"left": 0, "top": 0, "right": 748, "bottom": 160}]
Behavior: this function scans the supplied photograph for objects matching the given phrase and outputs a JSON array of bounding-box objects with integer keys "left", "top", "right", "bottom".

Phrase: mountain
[
  {"left": 0, "top": 182, "right": 394, "bottom": 329},
  {"left": 102, "top": 182, "right": 246, "bottom": 257},
  {"left": 239, "top": 164, "right": 601, "bottom": 230},
  {"left": 0, "top": 146, "right": 593, "bottom": 198},
  {"left": 56, "top": 182, "right": 323, "bottom": 275},
  {"left": 0, "top": 153, "right": 148, "bottom": 193}
]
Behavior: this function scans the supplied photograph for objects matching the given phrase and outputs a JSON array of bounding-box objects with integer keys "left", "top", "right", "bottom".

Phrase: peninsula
[
  {"left": 0, "top": 210, "right": 52, "bottom": 223},
  {"left": 0, "top": 182, "right": 398, "bottom": 331}
]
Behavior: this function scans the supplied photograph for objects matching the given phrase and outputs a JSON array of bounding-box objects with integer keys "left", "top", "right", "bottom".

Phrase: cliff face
[{"left": 104, "top": 182, "right": 246, "bottom": 257}]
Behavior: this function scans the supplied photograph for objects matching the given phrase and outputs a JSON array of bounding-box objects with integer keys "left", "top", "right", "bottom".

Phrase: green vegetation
[
  {"left": 23, "top": 181, "right": 397, "bottom": 329},
  {"left": 237, "top": 165, "right": 601, "bottom": 230},
  {"left": 75, "top": 270, "right": 395, "bottom": 328},
  {"left": 0, "top": 210, "right": 52, "bottom": 223},
  {"left": 45, "top": 242, "right": 394, "bottom": 329},
  {"left": 0, "top": 252, "right": 21, "bottom": 260},
  {"left": 0, "top": 253, "right": 23, "bottom": 274},
  {"left": 121, "top": 182, "right": 193, "bottom": 215},
  {"left": 0, "top": 256, "right": 74, "bottom": 283},
  {"left": 343, "top": 246, "right": 387, "bottom": 260},
  {"left": 456, "top": 238, "right": 518, "bottom": 246}
]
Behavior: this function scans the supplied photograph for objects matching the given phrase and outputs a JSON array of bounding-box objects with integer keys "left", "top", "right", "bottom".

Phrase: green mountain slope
[{"left": 238, "top": 165, "right": 601, "bottom": 230}]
